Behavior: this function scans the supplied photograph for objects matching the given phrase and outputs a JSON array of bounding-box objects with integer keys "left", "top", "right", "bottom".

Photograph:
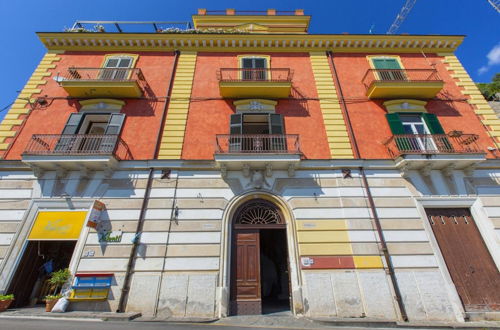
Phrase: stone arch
[{"left": 217, "top": 191, "right": 303, "bottom": 317}]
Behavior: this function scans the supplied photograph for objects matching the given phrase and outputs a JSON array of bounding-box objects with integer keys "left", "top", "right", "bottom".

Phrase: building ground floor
[{"left": 0, "top": 159, "right": 499, "bottom": 322}]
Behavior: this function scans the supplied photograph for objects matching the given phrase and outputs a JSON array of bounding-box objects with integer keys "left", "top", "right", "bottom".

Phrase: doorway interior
[
  {"left": 7, "top": 240, "right": 76, "bottom": 308},
  {"left": 229, "top": 198, "right": 291, "bottom": 315}
]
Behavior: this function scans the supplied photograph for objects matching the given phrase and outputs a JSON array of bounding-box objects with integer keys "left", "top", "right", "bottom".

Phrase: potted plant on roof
[
  {"left": 44, "top": 268, "right": 71, "bottom": 312},
  {"left": 0, "top": 294, "right": 14, "bottom": 312}
]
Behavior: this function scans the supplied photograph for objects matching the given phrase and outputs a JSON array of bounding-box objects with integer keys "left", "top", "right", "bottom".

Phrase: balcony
[
  {"left": 362, "top": 69, "right": 444, "bottom": 99},
  {"left": 384, "top": 132, "right": 486, "bottom": 170},
  {"left": 58, "top": 68, "right": 145, "bottom": 98},
  {"left": 218, "top": 68, "right": 293, "bottom": 99},
  {"left": 22, "top": 134, "right": 131, "bottom": 171},
  {"left": 214, "top": 134, "right": 301, "bottom": 171}
]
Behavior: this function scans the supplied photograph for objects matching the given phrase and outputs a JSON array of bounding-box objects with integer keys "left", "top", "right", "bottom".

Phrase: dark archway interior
[
  {"left": 7, "top": 240, "right": 76, "bottom": 308},
  {"left": 260, "top": 229, "right": 290, "bottom": 314}
]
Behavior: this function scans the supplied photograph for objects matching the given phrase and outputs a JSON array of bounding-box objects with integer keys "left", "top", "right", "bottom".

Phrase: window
[
  {"left": 55, "top": 113, "right": 125, "bottom": 153},
  {"left": 238, "top": 55, "right": 270, "bottom": 81},
  {"left": 385, "top": 113, "right": 451, "bottom": 152},
  {"left": 229, "top": 113, "right": 285, "bottom": 152},
  {"left": 371, "top": 57, "right": 406, "bottom": 81},
  {"left": 100, "top": 55, "right": 135, "bottom": 80}
]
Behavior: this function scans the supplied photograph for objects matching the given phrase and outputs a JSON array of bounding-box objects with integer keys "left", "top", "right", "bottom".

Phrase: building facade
[{"left": 0, "top": 9, "right": 499, "bottom": 322}]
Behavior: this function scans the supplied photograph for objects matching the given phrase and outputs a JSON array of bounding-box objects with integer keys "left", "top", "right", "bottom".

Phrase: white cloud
[{"left": 478, "top": 42, "right": 500, "bottom": 75}]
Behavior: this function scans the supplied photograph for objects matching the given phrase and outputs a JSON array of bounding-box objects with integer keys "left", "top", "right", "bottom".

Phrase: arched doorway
[{"left": 230, "top": 199, "right": 291, "bottom": 315}]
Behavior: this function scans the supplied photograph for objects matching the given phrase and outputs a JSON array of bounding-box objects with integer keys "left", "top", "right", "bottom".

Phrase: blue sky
[{"left": 0, "top": 0, "right": 499, "bottom": 121}]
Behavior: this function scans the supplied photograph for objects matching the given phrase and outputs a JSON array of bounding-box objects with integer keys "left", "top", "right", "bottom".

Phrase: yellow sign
[{"left": 28, "top": 211, "right": 87, "bottom": 240}]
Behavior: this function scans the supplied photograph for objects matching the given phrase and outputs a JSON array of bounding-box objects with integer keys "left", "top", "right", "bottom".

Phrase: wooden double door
[
  {"left": 230, "top": 227, "right": 290, "bottom": 315},
  {"left": 426, "top": 208, "right": 500, "bottom": 311}
]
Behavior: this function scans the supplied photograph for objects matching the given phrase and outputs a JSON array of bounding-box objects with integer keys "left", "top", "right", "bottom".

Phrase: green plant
[
  {"left": 0, "top": 294, "right": 13, "bottom": 301},
  {"left": 44, "top": 294, "right": 62, "bottom": 301},
  {"left": 47, "top": 268, "right": 71, "bottom": 295}
]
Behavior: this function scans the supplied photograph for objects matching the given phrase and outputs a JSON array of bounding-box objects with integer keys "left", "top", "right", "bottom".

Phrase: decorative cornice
[{"left": 37, "top": 32, "right": 464, "bottom": 53}]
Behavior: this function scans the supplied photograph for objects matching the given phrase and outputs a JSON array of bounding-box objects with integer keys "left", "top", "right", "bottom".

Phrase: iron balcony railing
[
  {"left": 60, "top": 67, "right": 146, "bottom": 85},
  {"left": 218, "top": 68, "right": 293, "bottom": 83},
  {"left": 215, "top": 134, "right": 300, "bottom": 154},
  {"left": 23, "top": 134, "right": 130, "bottom": 160},
  {"left": 383, "top": 132, "right": 482, "bottom": 158},
  {"left": 362, "top": 68, "right": 442, "bottom": 89}
]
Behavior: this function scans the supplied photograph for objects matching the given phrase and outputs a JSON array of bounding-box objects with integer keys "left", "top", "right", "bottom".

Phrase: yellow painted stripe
[
  {"left": 0, "top": 53, "right": 61, "bottom": 153},
  {"left": 439, "top": 53, "right": 500, "bottom": 147},
  {"left": 297, "top": 231, "right": 350, "bottom": 243},
  {"left": 353, "top": 256, "right": 383, "bottom": 269},
  {"left": 309, "top": 52, "right": 354, "bottom": 158},
  {"left": 158, "top": 51, "right": 197, "bottom": 159}
]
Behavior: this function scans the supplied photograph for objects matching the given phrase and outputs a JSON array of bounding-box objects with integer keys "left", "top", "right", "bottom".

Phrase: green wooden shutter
[
  {"left": 385, "top": 113, "right": 405, "bottom": 134},
  {"left": 373, "top": 58, "right": 400, "bottom": 69},
  {"left": 385, "top": 113, "right": 410, "bottom": 152},
  {"left": 421, "top": 113, "right": 445, "bottom": 134}
]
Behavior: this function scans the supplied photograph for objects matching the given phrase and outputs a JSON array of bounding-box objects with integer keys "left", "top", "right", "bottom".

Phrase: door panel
[
  {"left": 231, "top": 230, "right": 262, "bottom": 315},
  {"left": 426, "top": 208, "right": 500, "bottom": 311}
]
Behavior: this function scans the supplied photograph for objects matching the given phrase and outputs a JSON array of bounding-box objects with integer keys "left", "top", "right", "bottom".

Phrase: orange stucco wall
[
  {"left": 181, "top": 52, "right": 332, "bottom": 160},
  {"left": 332, "top": 53, "right": 498, "bottom": 159},
  {"left": 4, "top": 51, "right": 175, "bottom": 160}
]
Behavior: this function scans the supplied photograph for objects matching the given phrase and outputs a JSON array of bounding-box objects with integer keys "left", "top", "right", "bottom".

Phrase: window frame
[
  {"left": 237, "top": 55, "right": 271, "bottom": 81},
  {"left": 99, "top": 54, "right": 139, "bottom": 80},
  {"left": 366, "top": 55, "right": 405, "bottom": 81}
]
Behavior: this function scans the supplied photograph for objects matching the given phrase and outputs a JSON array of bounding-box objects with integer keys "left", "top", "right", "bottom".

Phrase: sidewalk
[{"left": 0, "top": 306, "right": 140, "bottom": 321}]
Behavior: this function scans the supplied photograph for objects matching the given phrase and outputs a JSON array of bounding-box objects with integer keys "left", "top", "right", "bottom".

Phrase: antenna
[
  {"left": 387, "top": 0, "right": 417, "bottom": 34},
  {"left": 487, "top": 0, "right": 500, "bottom": 13}
]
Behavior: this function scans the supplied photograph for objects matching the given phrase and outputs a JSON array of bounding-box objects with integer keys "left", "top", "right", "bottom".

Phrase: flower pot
[
  {"left": 45, "top": 298, "right": 59, "bottom": 312},
  {"left": 0, "top": 299, "right": 13, "bottom": 312}
]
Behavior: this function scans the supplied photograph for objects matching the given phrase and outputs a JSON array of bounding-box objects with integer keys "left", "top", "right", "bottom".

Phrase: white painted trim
[{"left": 470, "top": 199, "right": 500, "bottom": 270}]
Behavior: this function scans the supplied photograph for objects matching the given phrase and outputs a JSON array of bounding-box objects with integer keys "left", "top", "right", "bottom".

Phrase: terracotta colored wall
[
  {"left": 182, "top": 52, "right": 331, "bottom": 160},
  {"left": 5, "top": 51, "right": 175, "bottom": 160},
  {"left": 332, "top": 53, "right": 498, "bottom": 159}
]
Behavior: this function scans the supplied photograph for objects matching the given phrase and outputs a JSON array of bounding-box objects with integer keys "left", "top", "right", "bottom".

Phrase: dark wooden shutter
[
  {"left": 61, "top": 113, "right": 84, "bottom": 135},
  {"left": 101, "top": 113, "right": 125, "bottom": 152},
  {"left": 55, "top": 113, "right": 84, "bottom": 152},
  {"left": 269, "top": 114, "right": 285, "bottom": 151},
  {"left": 230, "top": 230, "right": 261, "bottom": 315},
  {"left": 104, "top": 113, "right": 125, "bottom": 135},
  {"left": 229, "top": 114, "right": 243, "bottom": 152},
  {"left": 422, "top": 113, "right": 445, "bottom": 134}
]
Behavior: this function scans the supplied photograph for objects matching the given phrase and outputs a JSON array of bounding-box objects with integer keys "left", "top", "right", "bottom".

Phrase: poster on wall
[{"left": 87, "top": 200, "right": 105, "bottom": 228}]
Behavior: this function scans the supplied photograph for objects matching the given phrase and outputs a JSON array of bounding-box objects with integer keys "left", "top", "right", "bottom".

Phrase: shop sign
[
  {"left": 99, "top": 230, "right": 122, "bottom": 243},
  {"left": 28, "top": 211, "right": 87, "bottom": 240},
  {"left": 87, "top": 200, "right": 105, "bottom": 228}
]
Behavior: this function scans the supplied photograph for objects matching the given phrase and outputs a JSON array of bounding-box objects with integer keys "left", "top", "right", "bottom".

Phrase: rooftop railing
[
  {"left": 215, "top": 134, "right": 300, "bottom": 154},
  {"left": 66, "top": 21, "right": 192, "bottom": 33},
  {"left": 362, "top": 68, "right": 442, "bottom": 89},
  {"left": 218, "top": 68, "right": 293, "bottom": 83},
  {"left": 383, "top": 132, "right": 482, "bottom": 158}
]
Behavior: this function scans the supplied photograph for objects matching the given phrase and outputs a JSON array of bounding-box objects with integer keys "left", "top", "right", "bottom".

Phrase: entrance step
[
  {"left": 0, "top": 306, "right": 141, "bottom": 321},
  {"left": 467, "top": 311, "right": 500, "bottom": 321}
]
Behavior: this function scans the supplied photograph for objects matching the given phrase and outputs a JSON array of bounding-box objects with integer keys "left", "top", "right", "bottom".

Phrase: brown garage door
[{"left": 426, "top": 208, "right": 500, "bottom": 311}]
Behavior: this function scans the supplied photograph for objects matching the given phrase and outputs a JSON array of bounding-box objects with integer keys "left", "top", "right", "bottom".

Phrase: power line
[
  {"left": 387, "top": 0, "right": 418, "bottom": 34},
  {"left": 487, "top": 0, "right": 500, "bottom": 13}
]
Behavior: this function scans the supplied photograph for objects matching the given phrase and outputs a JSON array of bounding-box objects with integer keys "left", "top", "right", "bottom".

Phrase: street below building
[{"left": 0, "top": 317, "right": 447, "bottom": 330}]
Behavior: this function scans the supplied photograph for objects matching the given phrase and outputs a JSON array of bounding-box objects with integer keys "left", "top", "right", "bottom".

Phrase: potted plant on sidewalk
[
  {"left": 0, "top": 294, "right": 14, "bottom": 312},
  {"left": 44, "top": 268, "right": 71, "bottom": 312}
]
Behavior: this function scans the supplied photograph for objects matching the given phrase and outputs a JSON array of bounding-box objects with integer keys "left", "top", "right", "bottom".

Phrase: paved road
[{"left": 0, "top": 318, "right": 421, "bottom": 330}]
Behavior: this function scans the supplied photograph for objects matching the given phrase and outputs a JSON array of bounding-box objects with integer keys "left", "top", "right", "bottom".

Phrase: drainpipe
[
  {"left": 327, "top": 51, "right": 409, "bottom": 322},
  {"left": 117, "top": 167, "right": 154, "bottom": 313},
  {"left": 154, "top": 50, "right": 180, "bottom": 158}
]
